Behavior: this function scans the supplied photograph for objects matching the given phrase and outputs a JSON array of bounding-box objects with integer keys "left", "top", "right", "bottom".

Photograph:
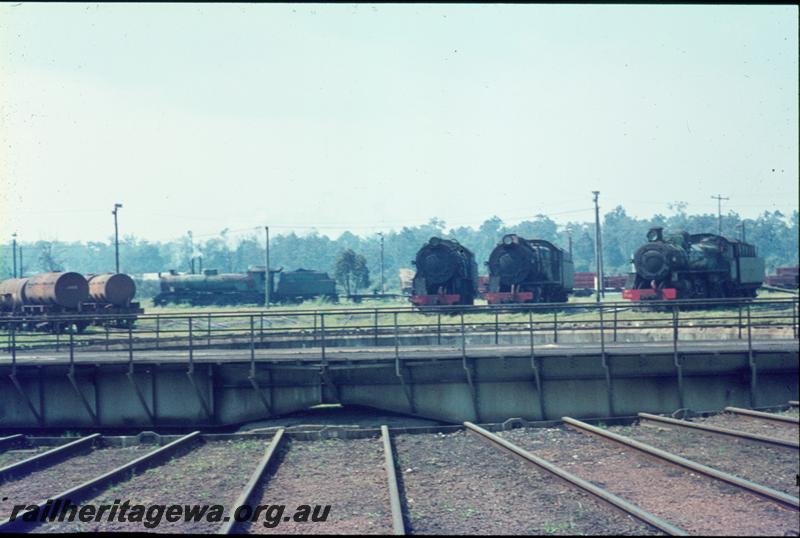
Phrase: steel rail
[
  {"left": 381, "top": 425, "right": 406, "bottom": 535},
  {"left": 637, "top": 412, "right": 799, "bottom": 449},
  {"left": 463, "top": 421, "right": 688, "bottom": 536},
  {"left": 0, "top": 433, "right": 101, "bottom": 484},
  {"left": 724, "top": 406, "right": 800, "bottom": 425},
  {"left": 0, "top": 430, "right": 202, "bottom": 533},
  {"left": 562, "top": 417, "right": 799, "bottom": 510},
  {"left": 218, "top": 428, "right": 285, "bottom": 534},
  {"left": 0, "top": 434, "right": 25, "bottom": 451}
]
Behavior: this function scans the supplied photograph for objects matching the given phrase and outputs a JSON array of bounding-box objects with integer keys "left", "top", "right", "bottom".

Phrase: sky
[{"left": 1, "top": 3, "right": 797, "bottom": 244}]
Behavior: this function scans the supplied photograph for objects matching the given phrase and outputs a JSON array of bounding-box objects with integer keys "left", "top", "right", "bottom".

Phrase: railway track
[{"left": 0, "top": 407, "right": 797, "bottom": 535}]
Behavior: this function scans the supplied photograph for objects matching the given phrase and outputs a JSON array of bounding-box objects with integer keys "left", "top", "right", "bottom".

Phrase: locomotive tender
[
  {"left": 411, "top": 237, "right": 478, "bottom": 306},
  {"left": 0, "top": 271, "right": 142, "bottom": 331},
  {"left": 485, "top": 234, "right": 574, "bottom": 304},
  {"left": 622, "top": 227, "right": 765, "bottom": 301},
  {"left": 153, "top": 266, "right": 338, "bottom": 306}
]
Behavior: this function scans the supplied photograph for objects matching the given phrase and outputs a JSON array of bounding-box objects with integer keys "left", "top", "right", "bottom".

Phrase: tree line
[{"left": 2, "top": 206, "right": 797, "bottom": 294}]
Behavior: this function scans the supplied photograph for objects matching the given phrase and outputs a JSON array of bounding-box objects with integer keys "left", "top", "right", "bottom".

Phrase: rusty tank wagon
[{"left": 0, "top": 271, "right": 142, "bottom": 332}]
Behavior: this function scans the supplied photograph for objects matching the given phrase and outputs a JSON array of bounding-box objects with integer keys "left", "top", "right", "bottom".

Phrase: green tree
[
  {"left": 334, "top": 249, "right": 370, "bottom": 296},
  {"left": 37, "top": 241, "right": 63, "bottom": 272}
]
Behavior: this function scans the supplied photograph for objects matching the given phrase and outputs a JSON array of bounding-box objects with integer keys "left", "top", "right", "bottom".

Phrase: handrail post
[
  {"left": 613, "top": 306, "right": 618, "bottom": 343},
  {"left": 746, "top": 304, "right": 752, "bottom": 355},
  {"left": 188, "top": 317, "right": 193, "bottom": 365},
  {"left": 746, "top": 304, "right": 756, "bottom": 407},
  {"left": 394, "top": 311, "right": 399, "bottom": 359},
  {"left": 207, "top": 313, "right": 212, "bottom": 348},
  {"left": 320, "top": 313, "right": 326, "bottom": 363},
  {"left": 128, "top": 324, "right": 133, "bottom": 364},
  {"left": 155, "top": 315, "right": 160, "bottom": 350},
  {"left": 374, "top": 309, "right": 379, "bottom": 346},
  {"left": 437, "top": 313, "right": 442, "bottom": 345},
  {"left": 11, "top": 323, "right": 16, "bottom": 365},
  {"left": 553, "top": 311, "right": 558, "bottom": 343},
  {"left": 69, "top": 325, "right": 74, "bottom": 367},
  {"left": 460, "top": 311, "right": 466, "bottom": 357},
  {"left": 250, "top": 315, "right": 255, "bottom": 368},
  {"left": 672, "top": 304, "right": 683, "bottom": 409},
  {"left": 495, "top": 311, "right": 499, "bottom": 345},
  {"left": 105, "top": 322, "right": 110, "bottom": 351},
  {"left": 312, "top": 313, "right": 317, "bottom": 345},
  {"left": 671, "top": 304, "right": 679, "bottom": 349},
  {"left": 738, "top": 305, "right": 743, "bottom": 339}
]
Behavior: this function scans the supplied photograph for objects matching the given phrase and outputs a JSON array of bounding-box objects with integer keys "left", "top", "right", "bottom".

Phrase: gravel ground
[
  {"left": 0, "top": 446, "right": 55, "bottom": 469},
  {"left": 608, "top": 423, "right": 799, "bottom": 496},
  {"left": 394, "top": 430, "right": 655, "bottom": 535},
  {"left": 246, "top": 437, "right": 393, "bottom": 535},
  {"left": 695, "top": 413, "right": 799, "bottom": 442},
  {"left": 41, "top": 438, "right": 266, "bottom": 534},
  {"left": 0, "top": 445, "right": 152, "bottom": 521},
  {"left": 502, "top": 426, "right": 799, "bottom": 536}
]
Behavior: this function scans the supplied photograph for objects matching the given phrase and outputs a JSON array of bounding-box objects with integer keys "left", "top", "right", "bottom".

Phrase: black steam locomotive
[
  {"left": 153, "top": 266, "right": 338, "bottom": 306},
  {"left": 410, "top": 237, "right": 479, "bottom": 306},
  {"left": 485, "top": 234, "right": 574, "bottom": 304},
  {"left": 622, "top": 227, "right": 765, "bottom": 301}
]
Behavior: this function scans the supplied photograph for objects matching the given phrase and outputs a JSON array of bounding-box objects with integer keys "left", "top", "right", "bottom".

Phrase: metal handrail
[{"left": 2, "top": 297, "right": 798, "bottom": 357}]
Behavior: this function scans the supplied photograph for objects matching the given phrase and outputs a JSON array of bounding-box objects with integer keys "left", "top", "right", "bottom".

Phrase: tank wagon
[
  {"left": 410, "top": 237, "right": 478, "bottom": 306},
  {"left": 153, "top": 267, "right": 338, "bottom": 306},
  {"left": 484, "top": 234, "right": 574, "bottom": 304},
  {"left": 622, "top": 227, "right": 765, "bottom": 301},
  {"left": 82, "top": 273, "right": 143, "bottom": 327},
  {"left": 0, "top": 271, "right": 141, "bottom": 331}
]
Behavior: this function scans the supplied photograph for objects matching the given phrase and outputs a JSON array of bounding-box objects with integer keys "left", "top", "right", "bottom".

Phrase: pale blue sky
[{"left": 1, "top": 3, "right": 797, "bottom": 242}]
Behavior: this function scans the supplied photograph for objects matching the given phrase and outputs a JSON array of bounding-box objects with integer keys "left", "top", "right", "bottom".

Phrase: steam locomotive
[
  {"left": 410, "top": 238, "right": 479, "bottom": 306},
  {"left": 485, "top": 234, "right": 574, "bottom": 304},
  {"left": 0, "top": 271, "right": 142, "bottom": 332},
  {"left": 622, "top": 227, "right": 765, "bottom": 301},
  {"left": 153, "top": 266, "right": 338, "bottom": 306}
]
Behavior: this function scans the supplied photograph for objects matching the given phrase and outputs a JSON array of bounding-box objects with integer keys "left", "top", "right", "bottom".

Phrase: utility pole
[
  {"left": 264, "top": 226, "right": 270, "bottom": 307},
  {"left": 112, "top": 203, "right": 122, "bottom": 273},
  {"left": 711, "top": 194, "right": 729, "bottom": 236},
  {"left": 378, "top": 232, "right": 385, "bottom": 293},
  {"left": 738, "top": 221, "right": 746, "bottom": 242},
  {"left": 19, "top": 247, "right": 23, "bottom": 278},
  {"left": 566, "top": 227, "right": 573, "bottom": 257},
  {"left": 187, "top": 231, "right": 194, "bottom": 274},
  {"left": 11, "top": 232, "right": 17, "bottom": 278},
  {"left": 592, "top": 191, "right": 604, "bottom": 301}
]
